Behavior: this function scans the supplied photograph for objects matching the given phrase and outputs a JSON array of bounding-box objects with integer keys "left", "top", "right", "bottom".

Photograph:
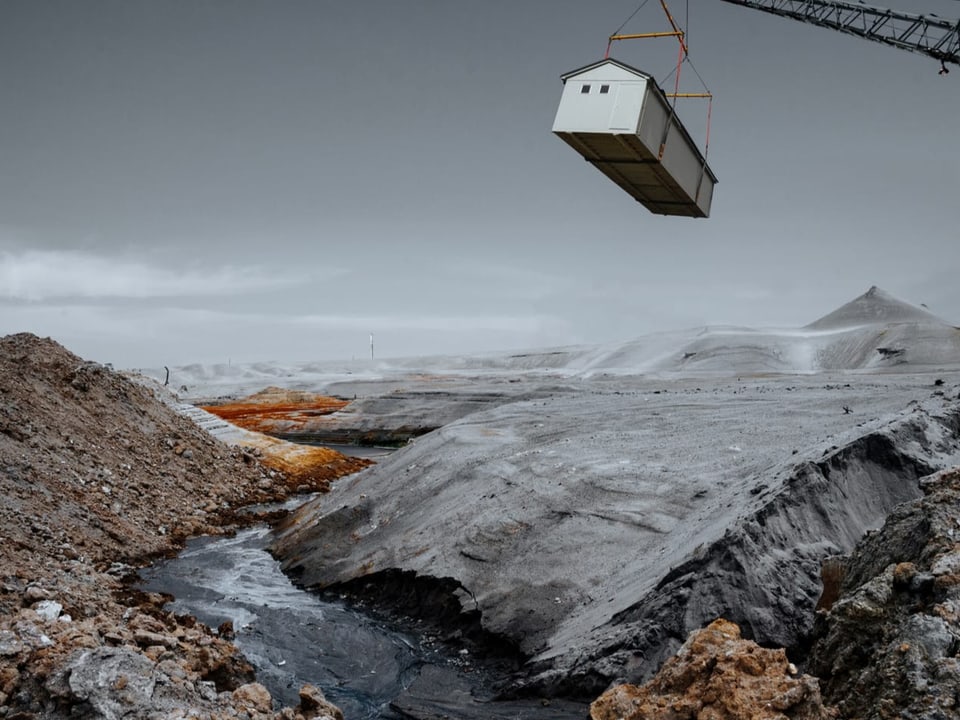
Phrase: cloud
[{"left": 0, "top": 250, "right": 318, "bottom": 301}]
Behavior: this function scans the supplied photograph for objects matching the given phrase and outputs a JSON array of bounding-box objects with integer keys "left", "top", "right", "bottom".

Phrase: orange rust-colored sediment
[
  {"left": 202, "top": 387, "right": 371, "bottom": 489},
  {"left": 253, "top": 441, "right": 372, "bottom": 490},
  {"left": 202, "top": 386, "right": 348, "bottom": 434}
]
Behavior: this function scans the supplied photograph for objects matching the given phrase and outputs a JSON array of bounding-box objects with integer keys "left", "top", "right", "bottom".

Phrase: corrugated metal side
[
  {"left": 554, "top": 131, "right": 706, "bottom": 217},
  {"left": 640, "top": 89, "right": 715, "bottom": 216}
]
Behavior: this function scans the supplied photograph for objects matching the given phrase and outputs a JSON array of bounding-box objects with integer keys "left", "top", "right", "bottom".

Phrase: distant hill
[
  {"left": 806, "top": 287, "right": 959, "bottom": 372},
  {"left": 569, "top": 287, "right": 959, "bottom": 375},
  {"left": 805, "top": 286, "right": 944, "bottom": 330}
]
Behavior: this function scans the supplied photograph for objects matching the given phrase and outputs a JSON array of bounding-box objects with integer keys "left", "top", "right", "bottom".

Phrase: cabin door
[{"left": 608, "top": 82, "right": 645, "bottom": 132}]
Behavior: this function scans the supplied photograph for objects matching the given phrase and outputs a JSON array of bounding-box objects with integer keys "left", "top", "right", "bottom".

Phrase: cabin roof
[{"left": 559, "top": 57, "right": 653, "bottom": 83}]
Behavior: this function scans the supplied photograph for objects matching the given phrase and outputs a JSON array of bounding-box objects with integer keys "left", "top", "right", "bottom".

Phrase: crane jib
[{"left": 719, "top": 0, "right": 960, "bottom": 67}]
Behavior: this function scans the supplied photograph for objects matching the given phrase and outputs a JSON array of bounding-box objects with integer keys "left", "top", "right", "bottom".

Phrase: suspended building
[{"left": 552, "top": 58, "right": 717, "bottom": 218}]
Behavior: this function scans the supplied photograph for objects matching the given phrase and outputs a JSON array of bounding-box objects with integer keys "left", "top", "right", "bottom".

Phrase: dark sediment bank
[{"left": 272, "top": 427, "right": 437, "bottom": 449}]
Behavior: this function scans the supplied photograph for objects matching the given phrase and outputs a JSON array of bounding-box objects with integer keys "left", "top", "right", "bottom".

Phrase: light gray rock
[
  {"left": 33, "top": 600, "right": 62, "bottom": 621},
  {"left": 13, "top": 619, "right": 53, "bottom": 650},
  {"left": 65, "top": 647, "right": 157, "bottom": 719},
  {"left": 197, "top": 680, "right": 218, "bottom": 701},
  {"left": 0, "top": 630, "right": 23, "bottom": 657}
]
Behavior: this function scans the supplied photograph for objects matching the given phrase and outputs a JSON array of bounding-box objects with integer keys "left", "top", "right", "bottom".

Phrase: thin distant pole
[{"left": 370, "top": 333, "right": 374, "bottom": 361}]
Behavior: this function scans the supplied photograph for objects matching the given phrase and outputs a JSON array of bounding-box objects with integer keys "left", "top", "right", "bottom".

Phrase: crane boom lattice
[{"left": 721, "top": 0, "right": 960, "bottom": 65}]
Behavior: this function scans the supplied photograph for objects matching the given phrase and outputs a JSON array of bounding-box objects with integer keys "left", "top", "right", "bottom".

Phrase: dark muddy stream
[
  {"left": 139, "top": 510, "right": 588, "bottom": 719},
  {"left": 140, "top": 524, "right": 428, "bottom": 718}
]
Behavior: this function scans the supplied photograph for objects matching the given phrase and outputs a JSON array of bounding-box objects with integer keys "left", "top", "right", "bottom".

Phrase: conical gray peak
[{"left": 806, "top": 287, "right": 943, "bottom": 330}]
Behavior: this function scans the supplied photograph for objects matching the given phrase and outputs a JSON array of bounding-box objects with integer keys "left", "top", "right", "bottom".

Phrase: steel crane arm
[{"left": 719, "top": 0, "right": 960, "bottom": 65}]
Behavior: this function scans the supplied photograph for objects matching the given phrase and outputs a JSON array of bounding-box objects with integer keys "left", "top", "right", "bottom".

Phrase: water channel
[
  {"left": 141, "top": 523, "right": 442, "bottom": 718},
  {"left": 138, "top": 444, "right": 589, "bottom": 719}
]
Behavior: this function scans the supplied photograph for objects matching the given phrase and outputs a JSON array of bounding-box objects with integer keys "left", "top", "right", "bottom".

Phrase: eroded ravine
[
  {"left": 139, "top": 523, "right": 427, "bottom": 719},
  {"left": 146, "top": 375, "right": 960, "bottom": 716},
  {"left": 138, "top": 516, "right": 591, "bottom": 719}
]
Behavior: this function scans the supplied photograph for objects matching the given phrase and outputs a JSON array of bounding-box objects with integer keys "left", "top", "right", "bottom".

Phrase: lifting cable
[
  {"left": 606, "top": 0, "right": 714, "bottom": 199},
  {"left": 605, "top": 0, "right": 652, "bottom": 58}
]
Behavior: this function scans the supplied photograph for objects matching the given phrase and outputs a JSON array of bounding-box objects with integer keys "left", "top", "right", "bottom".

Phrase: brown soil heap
[
  {"left": 590, "top": 618, "right": 831, "bottom": 720},
  {"left": 0, "top": 333, "right": 353, "bottom": 718}
]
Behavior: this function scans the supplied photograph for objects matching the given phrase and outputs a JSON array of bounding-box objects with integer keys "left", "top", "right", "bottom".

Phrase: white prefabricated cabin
[{"left": 552, "top": 58, "right": 717, "bottom": 218}]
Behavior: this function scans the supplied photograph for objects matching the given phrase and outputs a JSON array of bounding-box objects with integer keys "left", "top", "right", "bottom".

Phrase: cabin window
[
  {"left": 600, "top": 84, "right": 610, "bottom": 94},
  {"left": 580, "top": 84, "right": 591, "bottom": 94}
]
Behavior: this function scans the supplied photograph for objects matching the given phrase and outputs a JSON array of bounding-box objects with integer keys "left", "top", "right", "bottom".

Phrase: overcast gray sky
[{"left": 1, "top": 1, "right": 958, "bottom": 368}]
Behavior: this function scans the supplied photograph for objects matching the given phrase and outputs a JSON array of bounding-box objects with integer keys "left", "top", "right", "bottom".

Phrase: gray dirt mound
[
  {"left": 805, "top": 286, "right": 945, "bottom": 331},
  {"left": 272, "top": 373, "right": 960, "bottom": 698},
  {"left": 814, "top": 321, "right": 960, "bottom": 372}
]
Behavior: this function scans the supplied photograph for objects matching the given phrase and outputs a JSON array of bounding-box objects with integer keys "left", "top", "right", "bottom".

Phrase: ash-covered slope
[
  {"left": 806, "top": 285, "right": 943, "bottom": 330},
  {"left": 571, "top": 286, "right": 960, "bottom": 376},
  {"left": 273, "top": 374, "right": 960, "bottom": 696},
  {"left": 806, "top": 286, "right": 960, "bottom": 372}
]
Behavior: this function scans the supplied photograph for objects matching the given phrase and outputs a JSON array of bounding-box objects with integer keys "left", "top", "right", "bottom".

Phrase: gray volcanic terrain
[
  {"left": 268, "top": 288, "right": 960, "bottom": 698},
  {"left": 165, "top": 287, "right": 960, "bottom": 402},
  {"left": 805, "top": 285, "right": 942, "bottom": 330}
]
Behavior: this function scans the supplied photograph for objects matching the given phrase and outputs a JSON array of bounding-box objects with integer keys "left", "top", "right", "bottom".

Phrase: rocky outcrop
[
  {"left": 3, "top": 592, "right": 265, "bottom": 717},
  {"left": 297, "top": 684, "right": 344, "bottom": 720},
  {"left": 269, "top": 388, "right": 531, "bottom": 447},
  {"left": 808, "top": 465, "right": 960, "bottom": 719},
  {"left": 200, "top": 381, "right": 541, "bottom": 448},
  {"left": 173, "top": 403, "right": 372, "bottom": 491},
  {"left": 590, "top": 619, "right": 830, "bottom": 720}
]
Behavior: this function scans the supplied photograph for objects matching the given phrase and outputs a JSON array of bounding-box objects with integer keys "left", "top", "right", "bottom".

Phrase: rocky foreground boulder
[
  {"left": 0, "top": 333, "right": 353, "bottom": 718},
  {"left": 590, "top": 618, "right": 830, "bottom": 720}
]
